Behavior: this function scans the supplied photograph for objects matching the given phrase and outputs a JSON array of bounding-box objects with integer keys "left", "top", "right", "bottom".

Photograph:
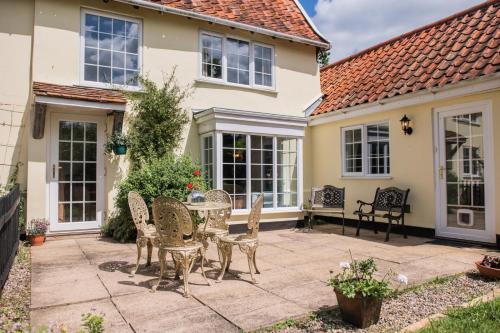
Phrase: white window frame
[
  {"left": 80, "top": 8, "right": 143, "bottom": 90},
  {"left": 341, "top": 121, "right": 391, "bottom": 177},
  {"left": 198, "top": 30, "right": 276, "bottom": 91},
  {"left": 200, "top": 133, "right": 215, "bottom": 188},
  {"left": 204, "top": 131, "right": 302, "bottom": 213}
]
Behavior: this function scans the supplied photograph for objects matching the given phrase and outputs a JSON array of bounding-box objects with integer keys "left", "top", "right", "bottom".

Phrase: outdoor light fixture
[{"left": 400, "top": 114, "right": 413, "bottom": 135}]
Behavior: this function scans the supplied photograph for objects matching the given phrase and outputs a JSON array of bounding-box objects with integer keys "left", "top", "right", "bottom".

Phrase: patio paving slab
[
  {"left": 31, "top": 225, "right": 496, "bottom": 332},
  {"left": 31, "top": 299, "right": 132, "bottom": 333}
]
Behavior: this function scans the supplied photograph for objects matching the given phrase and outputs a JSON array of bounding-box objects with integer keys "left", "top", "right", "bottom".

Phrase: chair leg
[
  {"left": 146, "top": 239, "right": 153, "bottom": 266},
  {"left": 253, "top": 247, "right": 260, "bottom": 274},
  {"left": 373, "top": 216, "right": 378, "bottom": 234},
  {"left": 180, "top": 251, "right": 192, "bottom": 297},
  {"left": 132, "top": 239, "right": 143, "bottom": 276},
  {"left": 356, "top": 215, "right": 362, "bottom": 237},
  {"left": 199, "top": 248, "right": 211, "bottom": 286},
  {"left": 152, "top": 248, "right": 166, "bottom": 292},
  {"left": 385, "top": 219, "right": 392, "bottom": 242},
  {"left": 341, "top": 213, "right": 345, "bottom": 235},
  {"left": 172, "top": 253, "right": 181, "bottom": 280},
  {"left": 402, "top": 216, "right": 408, "bottom": 238},
  {"left": 217, "top": 242, "right": 232, "bottom": 282},
  {"left": 243, "top": 244, "right": 257, "bottom": 284}
]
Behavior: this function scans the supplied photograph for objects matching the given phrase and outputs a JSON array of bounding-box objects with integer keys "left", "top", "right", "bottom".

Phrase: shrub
[
  {"left": 103, "top": 155, "right": 207, "bottom": 242},
  {"left": 125, "top": 72, "right": 190, "bottom": 168}
]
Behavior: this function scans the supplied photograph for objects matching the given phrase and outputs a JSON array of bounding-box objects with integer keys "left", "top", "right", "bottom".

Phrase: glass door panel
[{"left": 57, "top": 121, "right": 98, "bottom": 223}]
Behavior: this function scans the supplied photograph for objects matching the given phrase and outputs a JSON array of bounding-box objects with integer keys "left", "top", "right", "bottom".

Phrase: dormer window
[
  {"left": 81, "top": 10, "right": 142, "bottom": 88},
  {"left": 200, "top": 32, "right": 275, "bottom": 90}
]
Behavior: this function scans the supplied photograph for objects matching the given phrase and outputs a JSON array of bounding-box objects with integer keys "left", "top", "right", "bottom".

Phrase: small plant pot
[
  {"left": 475, "top": 261, "right": 500, "bottom": 279},
  {"left": 28, "top": 234, "right": 45, "bottom": 246},
  {"left": 335, "top": 290, "right": 383, "bottom": 328},
  {"left": 112, "top": 144, "right": 127, "bottom": 155}
]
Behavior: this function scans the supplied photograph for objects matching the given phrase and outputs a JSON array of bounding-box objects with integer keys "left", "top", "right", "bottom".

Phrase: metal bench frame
[
  {"left": 304, "top": 185, "right": 346, "bottom": 234},
  {"left": 354, "top": 187, "right": 410, "bottom": 242}
]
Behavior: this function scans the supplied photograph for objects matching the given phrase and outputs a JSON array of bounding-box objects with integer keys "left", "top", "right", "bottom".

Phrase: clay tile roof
[
  {"left": 33, "top": 82, "right": 126, "bottom": 104},
  {"left": 314, "top": 0, "right": 500, "bottom": 116},
  {"left": 136, "top": 0, "right": 327, "bottom": 45}
]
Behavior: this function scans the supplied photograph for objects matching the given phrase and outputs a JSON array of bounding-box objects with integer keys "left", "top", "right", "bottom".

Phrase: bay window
[
  {"left": 201, "top": 132, "right": 300, "bottom": 210},
  {"left": 200, "top": 32, "right": 275, "bottom": 89},
  {"left": 342, "top": 122, "right": 390, "bottom": 176}
]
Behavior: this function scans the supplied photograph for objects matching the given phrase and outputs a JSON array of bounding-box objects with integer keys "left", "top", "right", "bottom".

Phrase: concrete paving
[{"left": 30, "top": 225, "right": 497, "bottom": 332}]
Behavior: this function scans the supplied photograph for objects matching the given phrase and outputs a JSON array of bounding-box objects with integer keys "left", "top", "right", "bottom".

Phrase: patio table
[{"left": 184, "top": 201, "right": 231, "bottom": 236}]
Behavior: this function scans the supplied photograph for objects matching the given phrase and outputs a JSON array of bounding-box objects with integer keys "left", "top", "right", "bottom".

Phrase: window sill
[
  {"left": 195, "top": 78, "right": 278, "bottom": 94},
  {"left": 231, "top": 208, "right": 301, "bottom": 216},
  {"left": 340, "top": 175, "right": 393, "bottom": 180},
  {"left": 78, "top": 81, "right": 142, "bottom": 92}
]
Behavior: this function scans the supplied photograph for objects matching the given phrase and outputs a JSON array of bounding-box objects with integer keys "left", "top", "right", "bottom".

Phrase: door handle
[
  {"left": 52, "top": 164, "right": 62, "bottom": 178},
  {"left": 439, "top": 166, "right": 445, "bottom": 179}
]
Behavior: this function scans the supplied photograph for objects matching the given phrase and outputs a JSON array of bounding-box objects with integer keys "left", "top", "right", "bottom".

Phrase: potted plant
[
  {"left": 186, "top": 169, "right": 205, "bottom": 205},
  {"left": 27, "top": 218, "right": 49, "bottom": 246},
  {"left": 104, "top": 132, "right": 129, "bottom": 155},
  {"left": 328, "top": 255, "right": 408, "bottom": 328},
  {"left": 475, "top": 255, "right": 500, "bottom": 278}
]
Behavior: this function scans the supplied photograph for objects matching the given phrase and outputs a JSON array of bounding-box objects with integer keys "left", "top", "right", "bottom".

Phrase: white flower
[
  {"left": 397, "top": 274, "right": 408, "bottom": 285},
  {"left": 340, "top": 261, "right": 351, "bottom": 269}
]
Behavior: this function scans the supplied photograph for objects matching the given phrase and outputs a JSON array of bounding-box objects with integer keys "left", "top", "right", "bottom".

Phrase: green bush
[{"left": 103, "top": 155, "right": 207, "bottom": 242}]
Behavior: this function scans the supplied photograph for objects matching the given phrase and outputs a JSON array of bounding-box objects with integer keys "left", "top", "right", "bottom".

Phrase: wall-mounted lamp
[{"left": 400, "top": 114, "right": 413, "bottom": 135}]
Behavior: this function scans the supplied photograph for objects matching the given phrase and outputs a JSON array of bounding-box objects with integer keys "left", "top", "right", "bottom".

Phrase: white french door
[
  {"left": 435, "top": 101, "right": 495, "bottom": 243},
  {"left": 49, "top": 113, "right": 105, "bottom": 232}
]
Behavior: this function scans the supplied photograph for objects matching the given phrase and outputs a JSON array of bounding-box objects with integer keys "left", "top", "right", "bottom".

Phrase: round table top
[{"left": 184, "top": 201, "right": 231, "bottom": 211}]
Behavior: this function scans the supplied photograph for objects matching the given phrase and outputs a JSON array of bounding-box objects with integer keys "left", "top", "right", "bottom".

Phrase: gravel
[
  {"left": 0, "top": 243, "right": 31, "bottom": 333},
  {"left": 269, "top": 271, "right": 499, "bottom": 333}
]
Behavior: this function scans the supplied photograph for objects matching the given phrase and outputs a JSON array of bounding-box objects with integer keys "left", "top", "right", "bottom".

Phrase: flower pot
[
  {"left": 334, "top": 290, "right": 383, "bottom": 328},
  {"left": 28, "top": 234, "right": 45, "bottom": 246},
  {"left": 112, "top": 144, "right": 127, "bottom": 155},
  {"left": 187, "top": 189, "right": 205, "bottom": 206},
  {"left": 475, "top": 261, "right": 500, "bottom": 279}
]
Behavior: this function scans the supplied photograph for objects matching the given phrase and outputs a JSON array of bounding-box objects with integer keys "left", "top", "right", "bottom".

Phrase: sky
[{"left": 298, "top": 0, "right": 484, "bottom": 61}]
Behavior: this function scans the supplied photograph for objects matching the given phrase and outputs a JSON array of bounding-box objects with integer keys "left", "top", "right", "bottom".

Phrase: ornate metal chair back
[
  {"left": 246, "top": 194, "right": 264, "bottom": 239},
  {"left": 204, "top": 189, "right": 232, "bottom": 230},
  {"left": 128, "top": 191, "right": 149, "bottom": 237},
  {"left": 310, "top": 185, "right": 345, "bottom": 209},
  {"left": 152, "top": 197, "right": 194, "bottom": 247},
  {"left": 373, "top": 187, "right": 410, "bottom": 212}
]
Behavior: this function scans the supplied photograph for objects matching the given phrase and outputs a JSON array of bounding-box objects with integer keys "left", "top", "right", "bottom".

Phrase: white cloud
[{"left": 312, "top": 0, "right": 484, "bottom": 61}]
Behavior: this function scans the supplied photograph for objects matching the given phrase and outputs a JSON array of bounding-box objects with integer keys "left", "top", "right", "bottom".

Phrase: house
[
  {"left": 308, "top": 0, "right": 500, "bottom": 246},
  {"left": 0, "top": 0, "right": 328, "bottom": 233},
  {"left": 1, "top": 0, "right": 499, "bottom": 247}
]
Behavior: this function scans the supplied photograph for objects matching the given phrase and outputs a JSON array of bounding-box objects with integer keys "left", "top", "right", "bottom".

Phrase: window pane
[
  {"left": 226, "top": 38, "right": 250, "bottom": 85},
  {"left": 254, "top": 45, "right": 273, "bottom": 86},
  {"left": 112, "top": 52, "right": 125, "bottom": 68},
  {"left": 98, "top": 66, "right": 111, "bottom": 83},
  {"left": 85, "top": 31, "right": 98, "bottom": 47},
  {"left": 201, "top": 34, "right": 222, "bottom": 79},
  {"left": 126, "top": 37, "right": 138, "bottom": 53},
  {"left": 112, "top": 68, "right": 125, "bottom": 85},
  {"left": 84, "top": 65, "right": 98, "bottom": 82},
  {"left": 85, "top": 14, "right": 98, "bottom": 32},
  {"left": 99, "top": 16, "right": 112, "bottom": 34},
  {"left": 84, "top": 48, "right": 98, "bottom": 64},
  {"left": 99, "top": 50, "right": 111, "bottom": 66},
  {"left": 113, "top": 19, "right": 126, "bottom": 36}
]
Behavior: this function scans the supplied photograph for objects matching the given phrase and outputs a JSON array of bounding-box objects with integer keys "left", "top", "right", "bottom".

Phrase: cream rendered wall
[
  {"left": 28, "top": 0, "right": 320, "bottom": 223},
  {"left": 309, "top": 90, "right": 500, "bottom": 236},
  {"left": 0, "top": 0, "right": 34, "bottom": 190}
]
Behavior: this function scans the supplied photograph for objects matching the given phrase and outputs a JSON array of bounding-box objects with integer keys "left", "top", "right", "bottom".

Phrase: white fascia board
[
  {"left": 309, "top": 73, "right": 500, "bottom": 126},
  {"left": 292, "top": 0, "right": 330, "bottom": 46},
  {"left": 114, "top": 0, "right": 330, "bottom": 49},
  {"left": 35, "top": 96, "right": 126, "bottom": 111},
  {"left": 194, "top": 107, "right": 307, "bottom": 137}
]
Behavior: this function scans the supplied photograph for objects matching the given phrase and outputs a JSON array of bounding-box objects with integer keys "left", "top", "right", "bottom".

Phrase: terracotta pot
[
  {"left": 28, "top": 234, "right": 45, "bottom": 246},
  {"left": 335, "top": 290, "right": 383, "bottom": 328},
  {"left": 475, "top": 261, "right": 500, "bottom": 279}
]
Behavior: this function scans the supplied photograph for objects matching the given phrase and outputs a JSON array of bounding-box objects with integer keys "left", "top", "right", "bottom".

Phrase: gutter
[
  {"left": 113, "top": 0, "right": 330, "bottom": 49},
  {"left": 309, "top": 73, "right": 500, "bottom": 126}
]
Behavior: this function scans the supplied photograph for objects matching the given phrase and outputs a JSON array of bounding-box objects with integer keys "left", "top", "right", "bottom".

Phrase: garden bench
[
  {"left": 354, "top": 187, "right": 410, "bottom": 242},
  {"left": 304, "top": 185, "right": 345, "bottom": 234}
]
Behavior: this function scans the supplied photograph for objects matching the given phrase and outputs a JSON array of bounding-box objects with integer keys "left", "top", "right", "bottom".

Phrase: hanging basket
[{"left": 112, "top": 144, "right": 127, "bottom": 155}]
